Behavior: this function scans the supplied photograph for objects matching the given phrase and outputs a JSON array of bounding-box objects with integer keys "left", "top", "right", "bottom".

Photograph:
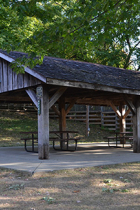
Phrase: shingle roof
[{"left": 0, "top": 50, "right": 140, "bottom": 91}]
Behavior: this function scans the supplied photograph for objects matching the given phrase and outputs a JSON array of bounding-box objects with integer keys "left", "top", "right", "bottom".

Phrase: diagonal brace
[
  {"left": 49, "top": 87, "right": 67, "bottom": 109},
  {"left": 26, "top": 89, "right": 38, "bottom": 108}
]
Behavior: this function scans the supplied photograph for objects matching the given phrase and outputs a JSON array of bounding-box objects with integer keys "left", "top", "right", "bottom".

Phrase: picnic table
[
  {"left": 104, "top": 131, "right": 133, "bottom": 148},
  {"left": 20, "top": 131, "right": 80, "bottom": 152}
]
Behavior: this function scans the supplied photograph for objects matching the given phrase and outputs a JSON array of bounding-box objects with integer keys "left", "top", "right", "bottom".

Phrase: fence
[
  {"left": 0, "top": 103, "right": 133, "bottom": 131},
  {"left": 50, "top": 109, "right": 133, "bottom": 131}
]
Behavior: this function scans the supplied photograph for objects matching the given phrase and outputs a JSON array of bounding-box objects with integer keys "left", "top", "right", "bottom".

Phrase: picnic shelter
[{"left": 0, "top": 50, "right": 140, "bottom": 159}]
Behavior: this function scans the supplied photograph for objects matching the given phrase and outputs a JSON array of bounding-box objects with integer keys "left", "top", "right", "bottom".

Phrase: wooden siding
[{"left": 0, "top": 58, "right": 41, "bottom": 93}]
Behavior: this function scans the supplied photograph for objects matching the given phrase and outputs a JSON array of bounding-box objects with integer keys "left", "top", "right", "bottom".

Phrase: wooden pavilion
[{"left": 0, "top": 50, "right": 140, "bottom": 159}]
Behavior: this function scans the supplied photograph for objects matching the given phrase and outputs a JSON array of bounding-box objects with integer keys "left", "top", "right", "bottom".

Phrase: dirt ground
[{"left": 0, "top": 162, "right": 140, "bottom": 210}]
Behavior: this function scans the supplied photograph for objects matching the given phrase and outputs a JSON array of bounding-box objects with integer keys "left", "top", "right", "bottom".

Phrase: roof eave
[{"left": 46, "top": 78, "right": 140, "bottom": 96}]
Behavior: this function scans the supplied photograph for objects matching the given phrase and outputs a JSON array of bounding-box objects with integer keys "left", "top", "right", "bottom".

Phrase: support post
[
  {"left": 37, "top": 86, "right": 49, "bottom": 159},
  {"left": 86, "top": 105, "right": 89, "bottom": 137},
  {"left": 119, "top": 104, "right": 126, "bottom": 133},
  {"left": 59, "top": 97, "right": 66, "bottom": 149},
  {"left": 133, "top": 99, "right": 140, "bottom": 153}
]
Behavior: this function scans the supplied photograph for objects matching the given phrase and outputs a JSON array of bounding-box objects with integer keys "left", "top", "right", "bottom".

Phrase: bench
[
  {"left": 104, "top": 136, "right": 117, "bottom": 147},
  {"left": 104, "top": 133, "right": 133, "bottom": 148},
  {"left": 49, "top": 137, "right": 80, "bottom": 151},
  {"left": 20, "top": 131, "right": 81, "bottom": 152},
  {"left": 20, "top": 137, "right": 38, "bottom": 153}
]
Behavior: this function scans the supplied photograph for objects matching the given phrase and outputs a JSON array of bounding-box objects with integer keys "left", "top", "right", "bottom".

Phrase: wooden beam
[
  {"left": 86, "top": 105, "right": 89, "bottom": 137},
  {"left": 49, "top": 87, "right": 67, "bottom": 109},
  {"left": 133, "top": 99, "right": 140, "bottom": 153},
  {"left": 124, "top": 95, "right": 136, "bottom": 115},
  {"left": 123, "top": 108, "right": 131, "bottom": 119},
  {"left": 38, "top": 86, "right": 49, "bottom": 159},
  {"left": 51, "top": 105, "right": 60, "bottom": 116},
  {"left": 109, "top": 101, "right": 121, "bottom": 119},
  {"left": 119, "top": 104, "right": 126, "bottom": 134},
  {"left": 133, "top": 113, "right": 137, "bottom": 152},
  {"left": 59, "top": 97, "right": 67, "bottom": 149},
  {"left": 59, "top": 97, "right": 66, "bottom": 131},
  {"left": 26, "top": 89, "right": 38, "bottom": 108},
  {"left": 65, "top": 99, "right": 77, "bottom": 115},
  {"left": 46, "top": 78, "right": 140, "bottom": 96}
]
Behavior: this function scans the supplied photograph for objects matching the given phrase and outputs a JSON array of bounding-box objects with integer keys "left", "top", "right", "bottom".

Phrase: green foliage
[
  {"left": 9, "top": 183, "right": 24, "bottom": 190},
  {"left": 0, "top": 0, "right": 140, "bottom": 71},
  {"left": 103, "top": 179, "right": 112, "bottom": 183},
  {"left": 41, "top": 196, "right": 55, "bottom": 204}
]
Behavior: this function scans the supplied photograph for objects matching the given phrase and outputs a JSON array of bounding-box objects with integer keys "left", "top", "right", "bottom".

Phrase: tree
[{"left": 0, "top": 0, "right": 140, "bottom": 70}]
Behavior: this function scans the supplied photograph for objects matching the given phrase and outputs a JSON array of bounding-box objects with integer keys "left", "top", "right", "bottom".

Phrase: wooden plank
[
  {"left": 49, "top": 87, "right": 67, "bottom": 109},
  {"left": 0, "top": 52, "right": 14, "bottom": 63},
  {"left": 26, "top": 89, "right": 38, "bottom": 108},
  {"left": 25, "top": 66, "right": 46, "bottom": 83},
  {"left": 23, "top": 73, "right": 30, "bottom": 87},
  {"left": 0, "top": 52, "right": 46, "bottom": 83},
  {"left": 30, "top": 75, "right": 39, "bottom": 86},
  {"left": 0, "top": 58, "right": 2, "bottom": 92},
  {"left": 17, "top": 73, "right": 24, "bottom": 89},
  {"left": 3, "top": 60, "right": 8, "bottom": 92},
  {"left": 23, "top": 73, "right": 41, "bottom": 88},
  {"left": 38, "top": 86, "right": 49, "bottom": 159},
  {"left": 8, "top": 64, "right": 13, "bottom": 91},
  {"left": 12, "top": 71, "right": 17, "bottom": 90}
]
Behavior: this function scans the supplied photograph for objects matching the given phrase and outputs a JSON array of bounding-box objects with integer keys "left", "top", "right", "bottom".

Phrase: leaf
[
  {"left": 102, "top": 187, "right": 109, "bottom": 192},
  {"left": 103, "top": 179, "right": 112, "bottom": 183},
  {"left": 9, "top": 183, "right": 24, "bottom": 190},
  {"left": 109, "top": 189, "right": 114, "bottom": 193},
  {"left": 124, "top": 179, "right": 131, "bottom": 183},
  {"left": 121, "top": 189, "right": 129, "bottom": 193},
  {"left": 41, "top": 196, "right": 55, "bottom": 204},
  {"left": 73, "top": 190, "right": 80, "bottom": 193}
]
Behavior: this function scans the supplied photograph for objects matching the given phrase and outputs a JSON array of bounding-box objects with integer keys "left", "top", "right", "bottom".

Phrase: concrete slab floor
[{"left": 0, "top": 143, "right": 140, "bottom": 174}]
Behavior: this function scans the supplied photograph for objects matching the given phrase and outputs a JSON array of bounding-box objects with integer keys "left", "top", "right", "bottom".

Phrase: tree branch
[{"left": 67, "top": 0, "right": 123, "bottom": 36}]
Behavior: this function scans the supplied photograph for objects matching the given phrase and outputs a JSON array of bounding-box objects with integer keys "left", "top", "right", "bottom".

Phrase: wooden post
[
  {"left": 133, "top": 113, "right": 137, "bottom": 152},
  {"left": 119, "top": 104, "right": 126, "bottom": 133},
  {"left": 137, "top": 100, "right": 140, "bottom": 153},
  {"left": 37, "top": 86, "right": 49, "bottom": 159},
  {"left": 86, "top": 105, "right": 89, "bottom": 137},
  {"left": 133, "top": 99, "right": 140, "bottom": 153},
  {"left": 59, "top": 97, "right": 67, "bottom": 149},
  {"left": 101, "top": 106, "right": 104, "bottom": 127}
]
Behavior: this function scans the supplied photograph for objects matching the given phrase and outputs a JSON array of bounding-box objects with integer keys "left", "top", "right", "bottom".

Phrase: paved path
[{"left": 0, "top": 143, "right": 140, "bottom": 174}]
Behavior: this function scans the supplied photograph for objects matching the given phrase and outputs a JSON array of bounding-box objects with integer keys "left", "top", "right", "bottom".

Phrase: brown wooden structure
[{"left": 0, "top": 50, "right": 140, "bottom": 159}]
